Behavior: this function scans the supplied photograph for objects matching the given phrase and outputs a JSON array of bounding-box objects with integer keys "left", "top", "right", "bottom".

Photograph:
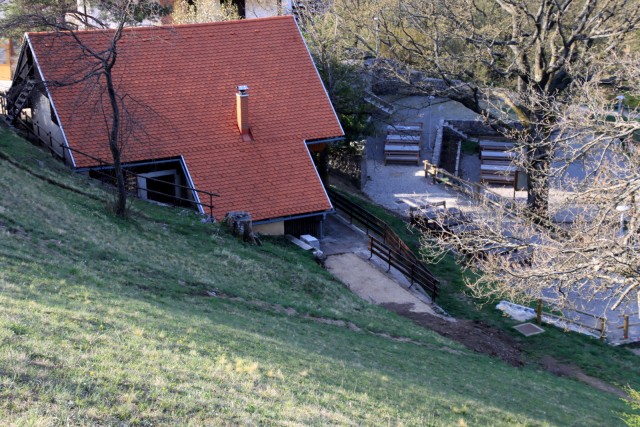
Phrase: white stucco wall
[{"left": 31, "top": 91, "right": 67, "bottom": 160}]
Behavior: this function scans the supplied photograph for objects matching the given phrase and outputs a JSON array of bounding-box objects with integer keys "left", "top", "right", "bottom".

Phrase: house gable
[{"left": 23, "top": 16, "right": 343, "bottom": 222}]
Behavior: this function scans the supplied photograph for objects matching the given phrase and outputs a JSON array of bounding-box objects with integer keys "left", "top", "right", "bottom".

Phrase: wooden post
[
  {"left": 536, "top": 299, "right": 542, "bottom": 325},
  {"left": 623, "top": 315, "right": 629, "bottom": 340},
  {"left": 387, "top": 247, "right": 392, "bottom": 271},
  {"left": 409, "top": 263, "right": 415, "bottom": 289},
  {"left": 599, "top": 318, "right": 606, "bottom": 341}
]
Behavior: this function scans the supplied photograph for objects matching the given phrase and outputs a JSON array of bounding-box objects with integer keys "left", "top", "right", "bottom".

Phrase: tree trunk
[
  {"left": 525, "top": 119, "right": 551, "bottom": 221},
  {"left": 105, "top": 69, "right": 127, "bottom": 217},
  {"left": 527, "top": 154, "right": 550, "bottom": 220}
]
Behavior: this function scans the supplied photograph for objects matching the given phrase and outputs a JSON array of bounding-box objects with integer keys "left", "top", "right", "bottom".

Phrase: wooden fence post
[
  {"left": 623, "top": 315, "right": 629, "bottom": 340},
  {"left": 409, "top": 263, "right": 415, "bottom": 289},
  {"left": 599, "top": 318, "right": 606, "bottom": 341},
  {"left": 536, "top": 299, "right": 542, "bottom": 325}
]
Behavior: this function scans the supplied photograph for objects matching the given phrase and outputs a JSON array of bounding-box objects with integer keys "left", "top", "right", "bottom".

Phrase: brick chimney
[{"left": 236, "top": 85, "right": 252, "bottom": 141}]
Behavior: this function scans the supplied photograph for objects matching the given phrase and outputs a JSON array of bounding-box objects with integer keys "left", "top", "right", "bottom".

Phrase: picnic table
[
  {"left": 385, "top": 123, "right": 422, "bottom": 135},
  {"left": 410, "top": 204, "right": 476, "bottom": 235},
  {"left": 480, "top": 164, "right": 518, "bottom": 173},
  {"left": 384, "top": 144, "right": 421, "bottom": 165},
  {"left": 480, "top": 163, "right": 517, "bottom": 184},
  {"left": 384, "top": 122, "right": 423, "bottom": 165}
]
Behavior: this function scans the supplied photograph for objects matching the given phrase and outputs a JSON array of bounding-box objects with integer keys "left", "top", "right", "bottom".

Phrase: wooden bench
[
  {"left": 479, "top": 140, "right": 515, "bottom": 151},
  {"left": 482, "top": 159, "right": 514, "bottom": 166},
  {"left": 480, "top": 163, "right": 517, "bottom": 184},
  {"left": 480, "top": 173, "right": 515, "bottom": 184},
  {"left": 386, "top": 134, "right": 421, "bottom": 144},
  {"left": 480, "top": 150, "right": 518, "bottom": 161},
  {"left": 385, "top": 122, "right": 423, "bottom": 136},
  {"left": 384, "top": 144, "right": 420, "bottom": 165}
]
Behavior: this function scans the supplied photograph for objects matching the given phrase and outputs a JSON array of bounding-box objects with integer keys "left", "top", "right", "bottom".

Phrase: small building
[{"left": 6, "top": 16, "right": 343, "bottom": 237}]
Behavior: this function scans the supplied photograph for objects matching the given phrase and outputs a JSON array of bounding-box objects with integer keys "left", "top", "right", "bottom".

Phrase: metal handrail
[
  {"left": 11, "top": 111, "right": 219, "bottom": 218},
  {"left": 369, "top": 235, "right": 438, "bottom": 298},
  {"left": 327, "top": 187, "right": 439, "bottom": 299}
]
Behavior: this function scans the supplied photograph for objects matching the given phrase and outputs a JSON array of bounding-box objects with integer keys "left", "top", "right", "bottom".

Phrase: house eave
[
  {"left": 305, "top": 135, "right": 345, "bottom": 145},
  {"left": 25, "top": 33, "right": 76, "bottom": 168},
  {"left": 253, "top": 209, "right": 334, "bottom": 225}
]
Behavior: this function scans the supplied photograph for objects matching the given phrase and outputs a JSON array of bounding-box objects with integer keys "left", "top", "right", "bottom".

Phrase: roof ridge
[{"left": 27, "top": 15, "right": 295, "bottom": 37}]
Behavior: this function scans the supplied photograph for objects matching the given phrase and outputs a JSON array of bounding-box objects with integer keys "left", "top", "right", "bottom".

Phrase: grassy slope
[
  {"left": 0, "top": 128, "right": 633, "bottom": 425},
  {"left": 332, "top": 185, "right": 640, "bottom": 396}
]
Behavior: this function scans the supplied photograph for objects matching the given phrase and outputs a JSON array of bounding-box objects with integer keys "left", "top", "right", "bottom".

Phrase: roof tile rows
[{"left": 27, "top": 16, "right": 343, "bottom": 221}]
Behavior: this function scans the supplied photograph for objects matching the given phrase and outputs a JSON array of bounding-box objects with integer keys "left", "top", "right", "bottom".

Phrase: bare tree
[
  {"left": 3, "top": 1, "right": 140, "bottom": 216},
  {"left": 364, "top": 0, "right": 640, "bottom": 217},
  {"left": 315, "top": 0, "right": 640, "bottom": 321},
  {"left": 295, "top": 0, "right": 373, "bottom": 183},
  {"left": 417, "top": 53, "right": 640, "bottom": 317}
]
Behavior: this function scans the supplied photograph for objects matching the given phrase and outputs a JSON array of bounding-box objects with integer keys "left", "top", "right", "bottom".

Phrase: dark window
[
  {"left": 50, "top": 101, "right": 59, "bottom": 126},
  {"left": 146, "top": 174, "right": 177, "bottom": 204},
  {"left": 284, "top": 216, "right": 322, "bottom": 238}
]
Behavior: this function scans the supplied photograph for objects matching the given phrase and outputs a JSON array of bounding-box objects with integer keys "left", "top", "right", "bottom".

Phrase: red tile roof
[{"left": 27, "top": 16, "right": 343, "bottom": 221}]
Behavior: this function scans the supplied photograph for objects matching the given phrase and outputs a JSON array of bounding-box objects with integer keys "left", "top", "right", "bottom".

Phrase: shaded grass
[
  {"left": 461, "top": 139, "right": 480, "bottom": 155},
  {"left": 0, "top": 128, "right": 634, "bottom": 425}
]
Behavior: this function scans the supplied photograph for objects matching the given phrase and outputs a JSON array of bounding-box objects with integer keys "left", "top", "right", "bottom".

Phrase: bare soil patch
[
  {"left": 540, "top": 356, "right": 628, "bottom": 399},
  {"left": 382, "top": 302, "right": 523, "bottom": 367}
]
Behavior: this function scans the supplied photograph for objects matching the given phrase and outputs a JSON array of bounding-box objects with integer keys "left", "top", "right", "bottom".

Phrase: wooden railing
[
  {"left": 327, "top": 187, "right": 439, "bottom": 300},
  {"left": 535, "top": 299, "right": 610, "bottom": 341},
  {"left": 328, "top": 187, "right": 385, "bottom": 236},
  {"left": 618, "top": 311, "right": 640, "bottom": 340},
  {"left": 0, "top": 91, "right": 6, "bottom": 115},
  {"left": 423, "top": 160, "right": 566, "bottom": 235}
]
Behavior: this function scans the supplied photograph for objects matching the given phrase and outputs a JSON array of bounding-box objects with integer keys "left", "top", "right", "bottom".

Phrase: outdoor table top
[
  {"left": 387, "top": 134, "right": 421, "bottom": 141},
  {"left": 385, "top": 124, "right": 423, "bottom": 132},
  {"left": 480, "top": 164, "right": 518, "bottom": 172},
  {"left": 480, "top": 150, "right": 517, "bottom": 159},
  {"left": 384, "top": 144, "right": 420, "bottom": 152},
  {"left": 479, "top": 140, "right": 515, "bottom": 148}
]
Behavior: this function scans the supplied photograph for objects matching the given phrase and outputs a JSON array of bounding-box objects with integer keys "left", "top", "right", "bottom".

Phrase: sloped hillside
[{"left": 0, "top": 128, "right": 631, "bottom": 425}]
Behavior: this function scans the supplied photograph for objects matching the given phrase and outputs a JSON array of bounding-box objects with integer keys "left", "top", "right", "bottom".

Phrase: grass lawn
[{"left": 0, "top": 128, "right": 636, "bottom": 425}]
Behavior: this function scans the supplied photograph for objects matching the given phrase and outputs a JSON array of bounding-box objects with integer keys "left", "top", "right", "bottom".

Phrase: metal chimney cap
[{"left": 237, "top": 85, "right": 249, "bottom": 94}]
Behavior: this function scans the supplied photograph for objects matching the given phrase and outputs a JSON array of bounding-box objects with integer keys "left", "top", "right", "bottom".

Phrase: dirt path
[{"left": 324, "top": 253, "right": 438, "bottom": 316}]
